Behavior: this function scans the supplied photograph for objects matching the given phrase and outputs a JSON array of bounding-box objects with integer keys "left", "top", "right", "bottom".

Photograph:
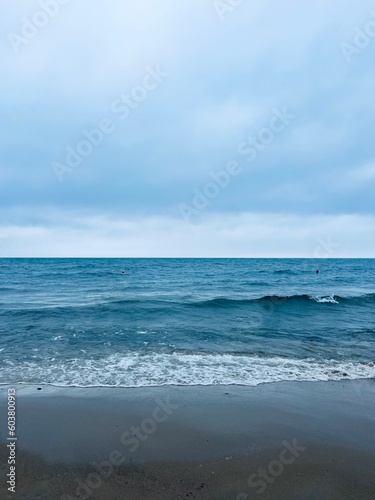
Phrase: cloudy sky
[{"left": 1, "top": 0, "right": 374, "bottom": 257}]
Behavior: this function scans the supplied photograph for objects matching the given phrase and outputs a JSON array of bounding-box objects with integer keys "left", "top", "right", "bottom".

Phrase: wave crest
[{"left": 193, "top": 293, "right": 375, "bottom": 307}]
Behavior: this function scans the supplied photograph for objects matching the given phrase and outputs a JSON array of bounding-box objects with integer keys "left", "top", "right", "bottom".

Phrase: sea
[{"left": 0, "top": 258, "right": 374, "bottom": 388}]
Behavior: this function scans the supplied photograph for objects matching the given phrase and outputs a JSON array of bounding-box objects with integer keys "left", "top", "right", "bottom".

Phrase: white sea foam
[
  {"left": 0, "top": 353, "right": 374, "bottom": 388},
  {"left": 309, "top": 295, "right": 339, "bottom": 304}
]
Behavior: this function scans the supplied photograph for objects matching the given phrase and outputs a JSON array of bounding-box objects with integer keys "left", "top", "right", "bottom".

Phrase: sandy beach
[{"left": 1, "top": 380, "right": 375, "bottom": 499}]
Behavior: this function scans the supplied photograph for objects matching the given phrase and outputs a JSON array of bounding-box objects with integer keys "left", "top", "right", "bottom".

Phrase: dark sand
[{"left": 0, "top": 380, "right": 375, "bottom": 499}]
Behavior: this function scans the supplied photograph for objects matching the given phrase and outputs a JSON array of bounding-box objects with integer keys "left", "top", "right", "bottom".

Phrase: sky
[{"left": 1, "top": 0, "right": 375, "bottom": 257}]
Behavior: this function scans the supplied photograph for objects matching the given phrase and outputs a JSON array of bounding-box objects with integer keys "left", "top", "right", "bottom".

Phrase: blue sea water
[{"left": 0, "top": 258, "right": 374, "bottom": 387}]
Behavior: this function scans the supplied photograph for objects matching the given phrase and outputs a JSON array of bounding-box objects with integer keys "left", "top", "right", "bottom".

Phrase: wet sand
[{"left": 0, "top": 380, "right": 375, "bottom": 499}]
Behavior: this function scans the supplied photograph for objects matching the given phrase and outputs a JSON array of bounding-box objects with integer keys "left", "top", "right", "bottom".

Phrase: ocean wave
[
  {"left": 192, "top": 293, "right": 375, "bottom": 307},
  {"left": 274, "top": 269, "right": 298, "bottom": 275},
  {"left": 1, "top": 293, "right": 374, "bottom": 315},
  {"left": 0, "top": 353, "right": 374, "bottom": 388}
]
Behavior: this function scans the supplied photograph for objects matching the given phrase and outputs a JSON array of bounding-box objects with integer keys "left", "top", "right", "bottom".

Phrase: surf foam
[{"left": 0, "top": 353, "right": 374, "bottom": 388}]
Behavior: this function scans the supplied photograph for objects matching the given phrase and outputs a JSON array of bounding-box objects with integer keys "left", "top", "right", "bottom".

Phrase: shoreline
[
  {"left": 0, "top": 373, "right": 374, "bottom": 390},
  {"left": 1, "top": 380, "right": 375, "bottom": 499}
]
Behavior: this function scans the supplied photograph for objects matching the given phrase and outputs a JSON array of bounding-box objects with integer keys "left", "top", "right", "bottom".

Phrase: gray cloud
[{"left": 1, "top": 0, "right": 374, "bottom": 255}]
